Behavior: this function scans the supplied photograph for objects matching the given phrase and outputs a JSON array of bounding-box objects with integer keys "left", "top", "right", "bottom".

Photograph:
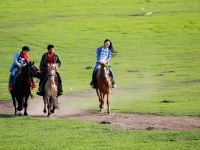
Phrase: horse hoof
[
  {"left": 18, "top": 113, "right": 23, "bottom": 116},
  {"left": 100, "top": 108, "right": 104, "bottom": 113},
  {"left": 50, "top": 109, "right": 54, "bottom": 113},
  {"left": 24, "top": 112, "right": 28, "bottom": 116},
  {"left": 107, "top": 111, "right": 111, "bottom": 114},
  {"left": 43, "top": 109, "right": 47, "bottom": 113}
]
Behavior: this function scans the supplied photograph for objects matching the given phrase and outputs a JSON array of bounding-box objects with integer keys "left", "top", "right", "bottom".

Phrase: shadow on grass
[{"left": 0, "top": 113, "right": 16, "bottom": 118}]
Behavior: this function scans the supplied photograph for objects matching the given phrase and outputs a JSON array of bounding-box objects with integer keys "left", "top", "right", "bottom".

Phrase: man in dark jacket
[{"left": 37, "top": 44, "right": 63, "bottom": 96}]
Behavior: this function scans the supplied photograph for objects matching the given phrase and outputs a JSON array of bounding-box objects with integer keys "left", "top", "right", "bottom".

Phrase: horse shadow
[{"left": 0, "top": 113, "right": 17, "bottom": 118}]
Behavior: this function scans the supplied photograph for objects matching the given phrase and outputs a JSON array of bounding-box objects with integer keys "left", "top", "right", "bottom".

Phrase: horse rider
[
  {"left": 37, "top": 44, "right": 63, "bottom": 96},
  {"left": 8, "top": 46, "right": 36, "bottom": 91},
  {"left": 90, "top": 39, "right": 116, "bottom": 88}
]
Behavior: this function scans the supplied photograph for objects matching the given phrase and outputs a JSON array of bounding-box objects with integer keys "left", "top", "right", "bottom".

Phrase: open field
[{"left": 0, "top": 94, "right": 200, "bottom": 150}]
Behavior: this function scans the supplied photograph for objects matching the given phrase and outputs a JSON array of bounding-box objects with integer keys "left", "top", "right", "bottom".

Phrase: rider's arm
[
  {"left": 39, "top": 53, "right": 46, "bottom": 70},
  {"left": 14, "top": 52, "right": 21, "bottom": 67},
  {"left": 55, "top": 55, "right": 61, "bottom": 68},
  {"left": 96, "top": 47, "right": 101, "bottom": 62},
  {"left": 106, "top": 49, "right": 112, "bottom": 63}
]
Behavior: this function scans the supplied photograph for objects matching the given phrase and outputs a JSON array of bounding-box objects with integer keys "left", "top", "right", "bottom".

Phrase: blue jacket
[
  {"left": 10, "top": 52, "right": 22, "bottom": 75},
  {"left": 96, "top": 46, "right": 112, "bottom": 62}
]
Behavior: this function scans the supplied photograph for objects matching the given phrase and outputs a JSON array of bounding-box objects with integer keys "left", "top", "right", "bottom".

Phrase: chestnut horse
[
  {"left": 43, "top": 64, "right": 59, "bottom": 116},
  {"left": 96, "top": 62, "right": 112, "bottom": 114}
]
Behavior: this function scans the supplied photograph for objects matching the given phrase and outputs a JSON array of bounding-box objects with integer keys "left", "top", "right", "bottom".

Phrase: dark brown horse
[
  {"left": 96, "top": 62, "right": 112, "bottom": 114},
  {"left": 10, "top": 61, "right": 39, "bottom": 115}
]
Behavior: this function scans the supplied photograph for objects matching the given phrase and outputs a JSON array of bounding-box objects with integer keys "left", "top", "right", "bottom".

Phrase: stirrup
[
  {"left": 57, "top": 92, "right": 63, "bottom": 96},
  {"left": 112, "top": 84, "right": 116, "bottom": 88},
  {"left": 36, "top": 90, "right": 43, "bottom": 96}
]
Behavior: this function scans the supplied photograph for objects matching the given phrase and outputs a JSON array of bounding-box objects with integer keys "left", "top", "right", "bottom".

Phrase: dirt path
[{"left": 1, "top": 91, "right": 200, "bottom": 130}]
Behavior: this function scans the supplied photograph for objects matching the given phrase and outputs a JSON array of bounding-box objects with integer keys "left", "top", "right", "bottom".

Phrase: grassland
[{"left": 0, "top": 116, "right": 199, "bottom": 150}]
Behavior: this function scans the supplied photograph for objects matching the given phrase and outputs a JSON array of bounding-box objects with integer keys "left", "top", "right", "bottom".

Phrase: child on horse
[
  {"left": 37, "top": 44, "right": 63, "bottom": 96},
  {"left": 9, "top": 46, "right": 36, "bottom": 91},
  {"left": 90, "top": 39, "right": 116, "bottom": 88}
]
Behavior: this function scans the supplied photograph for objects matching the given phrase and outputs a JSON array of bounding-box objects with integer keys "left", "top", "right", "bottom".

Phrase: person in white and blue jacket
[{"left": 90, "top": 39, "right": 116, "bottom": 88}]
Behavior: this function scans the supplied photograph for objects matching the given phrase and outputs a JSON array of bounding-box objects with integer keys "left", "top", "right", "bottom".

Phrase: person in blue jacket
[
  {"left": 90, "top": 39, "right": 116, "bottom": 88},
  {"left": 8, "top": 46, "right": 36, "bottom": 91}
]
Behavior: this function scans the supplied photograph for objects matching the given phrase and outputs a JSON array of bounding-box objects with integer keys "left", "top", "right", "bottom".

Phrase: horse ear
[{"left": 29, "top": 61, "right": 34, "bottom": 65}]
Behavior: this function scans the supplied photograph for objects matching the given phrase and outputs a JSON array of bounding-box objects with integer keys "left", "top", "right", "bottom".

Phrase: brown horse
[
  {"left": 43, "top": 64, "right": 59, "bottom": 116},
  {"left": 96, "top": 62, "right": 112, "bottom": 114}
]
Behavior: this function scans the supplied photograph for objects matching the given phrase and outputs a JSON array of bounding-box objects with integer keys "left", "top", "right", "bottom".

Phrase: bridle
[
  {"left": 47, "top": 67, "right": 57, "bottom": 83},
  {"left": 100, "top": 63, "right": 110, "bottom": 80}
]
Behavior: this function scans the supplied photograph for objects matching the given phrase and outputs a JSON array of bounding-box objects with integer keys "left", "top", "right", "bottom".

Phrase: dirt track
[{"left": 1, "top": 91, "right": 200, "bottom": 130}]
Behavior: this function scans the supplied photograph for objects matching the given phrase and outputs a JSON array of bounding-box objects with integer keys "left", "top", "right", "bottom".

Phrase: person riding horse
[
  {"left": 90, "top": 39, "right": 116, "bottom": 88},
  {"left": 8, "top": 46, "right": 36, "bottom": 91},
  {"left": 37, "top": 44, "right": 63, "bottom": 96}
]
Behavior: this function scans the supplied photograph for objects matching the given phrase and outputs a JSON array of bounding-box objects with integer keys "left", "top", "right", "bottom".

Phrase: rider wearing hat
[{"left": 9, "top": 46, "right": 36, "bottom": 91}]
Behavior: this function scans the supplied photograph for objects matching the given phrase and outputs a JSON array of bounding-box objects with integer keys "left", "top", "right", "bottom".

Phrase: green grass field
[
  {"left": 0, "top": 0, "right": 200, "bottom": 149},
  {"left": 0, "top": 117, "right": 200, "bottom": 150}
]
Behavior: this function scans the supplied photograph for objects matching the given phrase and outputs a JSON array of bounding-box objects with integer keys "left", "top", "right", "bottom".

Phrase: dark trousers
[{"left": 92, "top": 65, "right": 115, "bottom": 84}]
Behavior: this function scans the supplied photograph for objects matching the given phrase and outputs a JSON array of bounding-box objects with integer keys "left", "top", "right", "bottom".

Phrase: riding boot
[
  {"left": 37, "top": 71, "right": 47, "bottom": 96},
  {"left": 90, "top": 70, "right": 97, "bottom": 88},
  {"left": 110, "top": 77, "right": 116, "bottom": 88},
  {"left": 109, "top": 67, "right": 116, "bottom": 88}
]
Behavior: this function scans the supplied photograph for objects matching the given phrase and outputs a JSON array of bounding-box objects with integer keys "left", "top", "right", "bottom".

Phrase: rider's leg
[
  {"left": 56, "top": 72, "right": 63, "bottom": 96},
  {"left": 8, "top": 69, "right": 19, "bottom": 91},
  {"left": 8, "top": 74, "right": 15, "bottom": 91},
  {"left": 37, "top": 71, "right": 47, "bottom": 96},
  {"left": 90, "top": 63, "right": 100, "bottom": 88},
  {"left": 109, "top": 66, "right": 116, "bottom": 88}
]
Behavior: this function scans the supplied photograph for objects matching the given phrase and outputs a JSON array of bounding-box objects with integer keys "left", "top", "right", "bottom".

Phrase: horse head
[
  {"left": 100, "top": 62, "right": 110, "bottom": 80},
  {"left": 28, "top": 61, "right": 40, "bottom": 78},
  {"left": 47, "top": 63, "right": 57, "bottom": 83},
  {"left": 19, "top": 61, "right": 39, "bottom": 79}
]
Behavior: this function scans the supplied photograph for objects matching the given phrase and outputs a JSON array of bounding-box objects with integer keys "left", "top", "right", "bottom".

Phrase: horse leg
[
  {"left": 17, "top": 96, "right": 23, "bottom": 111},
  {"left": 11, "top": 94, "right": 17, "bottom": 115},
  {"left": 106, "top": 94, "right": 111, "bottom": 114},
  {"left": 50, "top": 97, "right": 55, "bottom": 113},
  {"left": 13, "top": 99, "right": 17, "bottom": 115},
  {"left": 100, "top": 92, "right": 105, "bottom": 113},
  {"left": 53, "top": 96, "right": 59, "bottom": 109},
  {"left": 23, "top": 96, "right": 29, "bottom": 116},
  {"left": 43, "top": 96, "right": 47, "bottom": 113},
  {"left": 51, "top": 97, "right": 58, "bottom": 113},
  {"left": 47, "top": 98, "right": 51, "bottom": 117},
  {"left": 96, "top": 89, "right": 102, "bottom": 109}
]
